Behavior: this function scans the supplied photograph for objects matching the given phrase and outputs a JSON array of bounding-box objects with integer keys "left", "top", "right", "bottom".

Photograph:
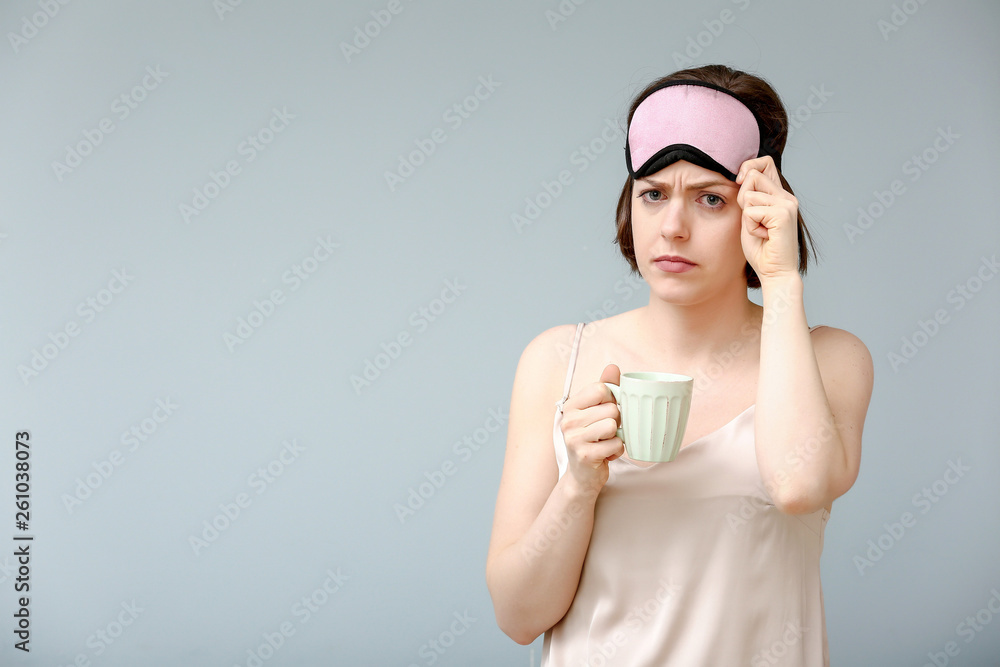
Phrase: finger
[
  {"left": 741, "top": 208, "right": 772, "bottom": 238},
  {"left": 588, "top": 416, "right": 621, "bottom": 443},
  {"left": 566, "top": 433, "right": 622, "bottom": 466},
  {"left": 742, "top": 204, "right": 772, "bottom": 226},
  {"left": 590, "top": 438, "right": 625, "bottom": 465},
  {"left": 746, "top": 197, "right": 797, "bottom": 227},
  {"left": 762, "top": 155, "right": 781, "bottom": 182},
  {"left": 564, "top": 382, "right": 619, "bottom": 413},
  {"left": 565, "top": 417, "right": 619, "bottom": 449},
  {"left": 571, "top": 365, "right": 622, "bottom": 409},
  {"left": 736, "top": 156, "right": 779, "bottom": 184},
  {"left": 561, "top": 401, "right": 620, "bottom": 430},
  {"left": 741, "top": 168, "right": 782, "bottom": 196},
  {"left": 736, "top": 171, "right": 772, "bottom": 209},
  {"left": 739, "top": 189, "right": 773, "bottom": 208},
  {"left": 606, "top": 441, "right": 626, "bottom": 462}
]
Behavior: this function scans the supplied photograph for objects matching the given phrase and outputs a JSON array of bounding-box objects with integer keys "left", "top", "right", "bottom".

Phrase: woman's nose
[{"left": 659, "top": 200, "right": 690, "bottom": 238}]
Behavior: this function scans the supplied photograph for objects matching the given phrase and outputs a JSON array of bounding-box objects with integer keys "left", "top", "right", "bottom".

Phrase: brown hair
[{"left": 614, "top": 64, "right": 817, "bottom": 289}]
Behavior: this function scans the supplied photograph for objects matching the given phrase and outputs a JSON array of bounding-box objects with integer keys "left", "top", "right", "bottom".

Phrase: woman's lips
[{"left": 654, "top": 258, "right": 695, "bottom": 273}]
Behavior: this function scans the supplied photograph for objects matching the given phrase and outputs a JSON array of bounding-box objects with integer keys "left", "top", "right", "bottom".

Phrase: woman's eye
[
  {"left": 640, "top": 189, "right": 662, "bottom": 202},
  {"left": 703, "top": 194, "right": 724, "bottom": 208}
]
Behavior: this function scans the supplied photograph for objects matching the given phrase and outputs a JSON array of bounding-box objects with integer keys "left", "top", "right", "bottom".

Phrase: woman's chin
[{"left": 648, "top": 284, "right": 700, "bottom": 306}]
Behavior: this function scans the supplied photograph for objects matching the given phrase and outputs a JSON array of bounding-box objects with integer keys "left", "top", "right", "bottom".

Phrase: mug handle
[{"left": 603, "top": 382, "right": 625, "bottom": 442}]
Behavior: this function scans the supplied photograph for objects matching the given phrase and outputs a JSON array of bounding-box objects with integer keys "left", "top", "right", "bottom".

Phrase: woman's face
[{"left": 631, "top": 160, "right": 747, "bottom": 303}]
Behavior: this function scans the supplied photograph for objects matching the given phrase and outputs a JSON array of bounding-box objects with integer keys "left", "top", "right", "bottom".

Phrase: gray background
[{"left": 1, "top": 0, "right": 998, "bottom": 665}]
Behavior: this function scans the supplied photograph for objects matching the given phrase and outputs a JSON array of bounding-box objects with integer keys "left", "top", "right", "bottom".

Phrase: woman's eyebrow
[{"left": 639, "top": 178, "right": 736, "bottom": 190}]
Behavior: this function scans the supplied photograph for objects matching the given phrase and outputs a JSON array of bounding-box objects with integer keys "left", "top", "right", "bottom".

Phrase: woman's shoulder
[
  {"left": 809, "top": 324, "right": 875, "bottom": 397},
  {"left": 508, "top": 324, "right": 586, "bottom": 418},
  {"left": 523, "top": 310, "right": 638, "bottom": 363},
  {"left": 809, "top": 324, "right": 872, "bottom": 358},
  {"left": 517, "top": 323, "right": 586, "bottom": 382}
]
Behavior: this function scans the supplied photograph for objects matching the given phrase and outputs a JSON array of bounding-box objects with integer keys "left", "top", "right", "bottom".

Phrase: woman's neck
[{"left": 637, "top": 290, "right": 762, "bottom": 366}]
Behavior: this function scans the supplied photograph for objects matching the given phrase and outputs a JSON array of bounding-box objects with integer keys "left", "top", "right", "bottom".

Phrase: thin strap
[{"left": 556, "top": 323, "right": 586, "bottom": 410}]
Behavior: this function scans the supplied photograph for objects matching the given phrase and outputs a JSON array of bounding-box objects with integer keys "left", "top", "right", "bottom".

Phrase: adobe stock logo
[
  {"left": 231, "top": 566, "right": 349, "bottom": 667},
  {"left": 17, "top": 268, "right": 134, "bottom": 385},
  {"left": 179, "top": 107, "right": 295, "bottom": 224},
  {"left": 544, "top": 0, "right": 588, "bottom": 31},
  {"left": 510, "top": 118, "right": 622, "bottom": 234},
  {"left": 8, "top": 0, "right": 72, "bottom": 54},
  {"left": 393, "top": 406, "right": 508, "bottom": 524},
  {"left": 886, "top": 253, "right": 998, "bottom": 372},
  {"left": 213, "top": 0, "right": 245, "bottom": 21},
  {"left": 340, "top": 0, "right": 417, "bottom": 63},
  {"left": 384, "top": 75, "right": 501, "bottom": 192},
  {"left": 51, "top": 65, "right": 169, "bottom": 181},
  {"left": 877, "top": 0, "right": 932, "bottom": 41},
  {"left": 853, "top": 458, "right": 970, "bottom": 575},
  {"left": 351, "top": 278, "right": 467, "bottom": 394},
  {"left": 921, "top": 587, "right": 1000, "bottom": 667},
  {"left": 406, "top": 610, "right": 477, "bottom": 667},
  {"left": 62, "top": 397, "right": 180, "bottom": 514},
  {"left": 188, "top": 439, "right": 305, "bottom": 557},
  {"left": 843, "top": 126, "right": 959, "bottom": 244},
  {"left": 224, "top": 235, "right": 340, "bottom": 352},
  {"left": 670, "top": 0, "right": 754, "bottom": 69}
]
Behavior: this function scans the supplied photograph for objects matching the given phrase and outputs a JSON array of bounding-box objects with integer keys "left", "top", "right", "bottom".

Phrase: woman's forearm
[
  {"left": 755, "top": 275, "right": 849, "bottom": 513},
  {"left": 487, "top": 473, "right": 600, "bottom": 645}
]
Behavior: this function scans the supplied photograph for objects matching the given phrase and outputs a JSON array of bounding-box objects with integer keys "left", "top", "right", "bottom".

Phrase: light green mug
[{"left": 604, "top": 372, "right": 694, "bottom": 463}]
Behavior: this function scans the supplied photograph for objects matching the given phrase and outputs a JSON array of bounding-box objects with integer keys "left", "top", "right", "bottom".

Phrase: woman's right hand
[{"left": 559, "top": 364, "right": 626, "bottom": 496}]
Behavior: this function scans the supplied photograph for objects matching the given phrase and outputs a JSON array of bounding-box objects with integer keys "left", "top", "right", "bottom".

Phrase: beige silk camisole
[{"left": 543, "top": 322, "right": 831, "bottom": 666}]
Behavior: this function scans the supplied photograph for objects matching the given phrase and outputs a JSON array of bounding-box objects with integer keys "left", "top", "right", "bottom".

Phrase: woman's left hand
[{"left": 735, "top": 156, "right": 800, "bottom": 284}]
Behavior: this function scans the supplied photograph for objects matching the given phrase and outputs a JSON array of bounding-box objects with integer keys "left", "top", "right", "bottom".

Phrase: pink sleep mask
[{"left": 625, "top": 80, "right": 779, "bottom": 182}]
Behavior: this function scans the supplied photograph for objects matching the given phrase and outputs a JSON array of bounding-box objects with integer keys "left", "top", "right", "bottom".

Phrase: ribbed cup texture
[{"left": 621, "top": 390, "right": 692, "bottom": 462}]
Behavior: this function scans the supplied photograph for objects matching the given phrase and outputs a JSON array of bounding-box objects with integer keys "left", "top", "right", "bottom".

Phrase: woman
[{"left": 485, "top": 64, "right": 874, "bottom": 665}]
